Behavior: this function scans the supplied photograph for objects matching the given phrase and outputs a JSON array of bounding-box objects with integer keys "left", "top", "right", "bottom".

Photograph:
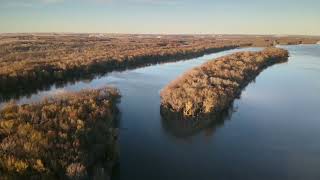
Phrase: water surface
[{"left": 1, "top": 45, "right": 320, "bottom": 180}]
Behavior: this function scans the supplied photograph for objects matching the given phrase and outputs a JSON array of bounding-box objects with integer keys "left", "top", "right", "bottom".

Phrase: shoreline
[
  {"left": 0, "top": 35, "right": 318, "bottom": 101},
  {"left": 0, "top": 45, "right": 239, "bottom": 101},
  {"left": 160, "top": 47, "right": 289, "bottom": 118}
]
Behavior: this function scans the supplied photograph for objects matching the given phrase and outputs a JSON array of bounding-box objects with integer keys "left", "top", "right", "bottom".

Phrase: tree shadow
[{"left": 160, "top": 104, "right": 236, "bottom": 139}]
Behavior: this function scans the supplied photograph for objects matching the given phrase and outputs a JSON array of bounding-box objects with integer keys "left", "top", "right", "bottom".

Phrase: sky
[{"left": 0, "top": 0, "right": 319, "bottom": 35}]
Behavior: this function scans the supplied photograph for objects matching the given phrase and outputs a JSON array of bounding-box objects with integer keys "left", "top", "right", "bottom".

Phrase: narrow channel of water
[{"left": 1, "top": 45, "right": 320, "bottom": 180}]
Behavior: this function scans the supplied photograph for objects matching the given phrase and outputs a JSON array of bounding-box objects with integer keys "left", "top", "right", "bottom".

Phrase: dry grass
[
  {"left": 0, "top": 87, "right": 120, "bottom": 179},
  {"left": 160, "top": 47, "right": 289, "bottom": 117}
]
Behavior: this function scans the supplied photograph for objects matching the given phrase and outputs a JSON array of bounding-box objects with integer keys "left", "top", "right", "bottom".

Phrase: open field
[
  {"left": 160, "top": 47, "right": 289, "bottom": 117},
  {"left": 0, "top": 34, "right": 319, "bottom": 100},
  {"left": 0, "top": 87, "right": 120, "bottom": 179}
]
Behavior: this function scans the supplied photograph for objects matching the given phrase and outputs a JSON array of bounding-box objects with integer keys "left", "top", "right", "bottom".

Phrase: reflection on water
[
  {"left": 0, "top": 72, "right": 99, "bottom": 102},
  {"left": 161, "top": 105, "right": 235, "bottom": 138},
  {"left": 1, "top": 45, "right": 320, "bottom": 180}
]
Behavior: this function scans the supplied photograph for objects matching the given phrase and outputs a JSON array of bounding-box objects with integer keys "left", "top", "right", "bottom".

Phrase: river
[{"left": 1, "top": 45, "right": 320, "bottom": 180}]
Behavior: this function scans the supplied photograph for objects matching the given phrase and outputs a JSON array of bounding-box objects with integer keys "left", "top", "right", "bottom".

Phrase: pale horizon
[{"left": 1, "top": 0, "right": 320, "bottom": 35}]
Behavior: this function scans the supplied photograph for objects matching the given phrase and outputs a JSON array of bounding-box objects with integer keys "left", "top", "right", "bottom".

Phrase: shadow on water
[
  {"left": 0, "top": 63, "right": 155, "bottom": 103},
  {"left": 160, "top": 105, "right": 236, "bottom": 139}
]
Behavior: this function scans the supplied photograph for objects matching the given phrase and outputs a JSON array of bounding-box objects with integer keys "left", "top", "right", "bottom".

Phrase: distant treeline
[
  {"left": 160, "top": 47, "right": 289, "bottom": 117},
  {"left": 0, "top": 87, "right": 120, "bottom": 179}
]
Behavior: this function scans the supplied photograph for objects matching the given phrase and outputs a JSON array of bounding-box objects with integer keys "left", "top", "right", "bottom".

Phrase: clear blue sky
[{"left": 0, "top": 0, "right": 319, "bottom": 35}]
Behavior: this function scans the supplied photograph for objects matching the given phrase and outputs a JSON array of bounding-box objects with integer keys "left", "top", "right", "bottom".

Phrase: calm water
[{"left": 1, "top": 45, "right": 320, "bottom": 180}]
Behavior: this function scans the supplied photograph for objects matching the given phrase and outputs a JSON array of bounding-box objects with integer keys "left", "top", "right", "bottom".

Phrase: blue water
[{"left": 1, "top": 45, "right": 320, "bottom": 180}]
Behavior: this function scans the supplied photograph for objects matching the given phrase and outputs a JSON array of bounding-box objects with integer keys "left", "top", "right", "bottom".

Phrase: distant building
[
  {"left": 89, "top": 34, "right": 106, "bottom": 38},
  {"left": 273, "top": 40, "right": 279, "bottom": 46}
]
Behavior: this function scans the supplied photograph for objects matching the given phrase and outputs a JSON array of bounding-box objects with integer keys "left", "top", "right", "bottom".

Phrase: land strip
[
  {"left": 0, "top": 87, "right": 120, "bottom": 179},
  {"left": 0, "top": 34, "right": 318, "bottom": 99},
  {"left": 160, "top": 47, "right": 289, "bottom": 117}
]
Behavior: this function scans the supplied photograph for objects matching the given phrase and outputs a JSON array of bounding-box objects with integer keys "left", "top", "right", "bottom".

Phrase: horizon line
[{"left": 1, "top": 32, "right": 320, "bottom": 37}]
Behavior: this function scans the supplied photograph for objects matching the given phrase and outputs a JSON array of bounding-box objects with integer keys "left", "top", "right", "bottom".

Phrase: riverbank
[
  {"left": 0, "top": 35, "right": 241, "bottom": 93},
  {"left": 0, "top": 87, "right": 120, "bottom": 179},
  {"left": 1, "top": 44, "right": 319, "bottom": 179},
  {"left": 0, "top": 44, "right": 238, "bottom": 101},
  {"left": 160, "top": 47, "right": 289, "bottom": 117},
  {"left": 0, "top": 34, "right": 318, "bottom": 101}
]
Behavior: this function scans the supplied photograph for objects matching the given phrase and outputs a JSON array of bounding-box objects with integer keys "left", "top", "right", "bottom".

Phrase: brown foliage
[
  {"left": 160, "top": 47, "right": 289, "bottom": 117},
  {"left": 1, "top": 34, "right": 317, "bottom": 95},
  {"left": 0, "top": 87, "right": 120, "bottom": 179},
  {"left": 0, "top": 35, "right": 241, "bottom": 93}
]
